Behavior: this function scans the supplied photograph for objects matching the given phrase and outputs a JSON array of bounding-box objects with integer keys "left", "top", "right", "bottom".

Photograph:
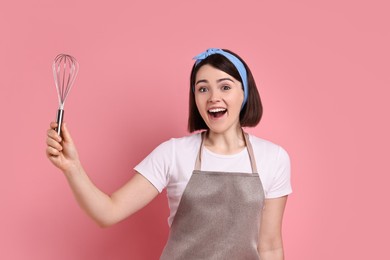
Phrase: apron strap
[
  {"left": 194, "top": 130, "right": 258, "bottom": 174},
  {"left": 194, "top": 132, "right": 205, "bottom": 171},
  {"left": 244, "top": 132, "right": 258, "bottom": 174}
]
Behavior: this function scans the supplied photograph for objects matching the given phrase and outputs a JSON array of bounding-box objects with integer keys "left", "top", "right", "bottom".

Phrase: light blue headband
[{"left": 193, "top": 48, "right": 248, "bottom": 108}]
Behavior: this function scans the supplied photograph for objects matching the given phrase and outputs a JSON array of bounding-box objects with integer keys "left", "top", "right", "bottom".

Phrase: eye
[
  {"left": 222, "top": 85, "right": 231, "bottom": 91},
  {"left": 198, "top": 87, "right": 208, "bottom": 93}
]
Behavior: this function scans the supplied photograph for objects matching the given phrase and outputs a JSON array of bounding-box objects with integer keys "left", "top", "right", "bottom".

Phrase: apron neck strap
[{"left": 194, "top": 130, "right": 258, "bottom": 173}]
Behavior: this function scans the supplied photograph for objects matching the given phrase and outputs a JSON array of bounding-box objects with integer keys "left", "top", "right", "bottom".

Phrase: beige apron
[{"left": 160, "top": 131, "right": 265, "bottom": 260}]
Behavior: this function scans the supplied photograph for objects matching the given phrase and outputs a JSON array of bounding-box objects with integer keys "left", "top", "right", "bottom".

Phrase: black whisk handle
[{"left": 56, "top": 109, "right": 64, "bottom": 137}]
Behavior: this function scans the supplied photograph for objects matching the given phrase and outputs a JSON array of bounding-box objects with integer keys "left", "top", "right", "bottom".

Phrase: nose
[{"left": 208, "top": 90, "right": 221, "bottom": 103}]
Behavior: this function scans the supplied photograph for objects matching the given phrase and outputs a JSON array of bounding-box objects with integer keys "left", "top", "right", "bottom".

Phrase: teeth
[{"left": 208, "top": 108, "right": 227, "bottom": 113}]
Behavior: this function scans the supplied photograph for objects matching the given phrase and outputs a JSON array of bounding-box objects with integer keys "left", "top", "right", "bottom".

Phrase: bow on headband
[{"left": 193, "top": 48, "right": 248, "bottom": 108}]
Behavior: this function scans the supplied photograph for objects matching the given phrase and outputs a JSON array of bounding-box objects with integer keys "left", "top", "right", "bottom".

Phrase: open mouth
[{"left": 208, "top": 108, "right": 227, "bottom": 118}]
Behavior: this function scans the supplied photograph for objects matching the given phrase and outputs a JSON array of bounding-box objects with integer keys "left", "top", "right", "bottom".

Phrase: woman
[{"left": 46, "top": 48, "right": 291, "bottom": 259}]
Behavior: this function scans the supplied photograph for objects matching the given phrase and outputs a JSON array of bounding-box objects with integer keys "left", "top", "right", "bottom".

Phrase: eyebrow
[{"left": 195, "top": 77, "right": 235, "bottom": 85}]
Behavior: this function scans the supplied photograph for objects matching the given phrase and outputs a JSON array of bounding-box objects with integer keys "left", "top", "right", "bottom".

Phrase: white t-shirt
[{"left": 134, "top": 133, "right": 292, "bottom": 226}]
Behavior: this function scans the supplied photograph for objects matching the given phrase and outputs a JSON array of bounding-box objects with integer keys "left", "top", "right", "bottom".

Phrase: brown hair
[{"left": 188, "top": 49, "right": 262, "bottom": 132}]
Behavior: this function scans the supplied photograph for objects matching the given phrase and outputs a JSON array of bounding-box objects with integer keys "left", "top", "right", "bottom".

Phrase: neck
[{"left": 204, "top": 126, "right": 246, "bottom": 155}]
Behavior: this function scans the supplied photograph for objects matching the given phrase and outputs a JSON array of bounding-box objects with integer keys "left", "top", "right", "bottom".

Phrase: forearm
[
  {"left": 258, "top": 196, "right": 288, "bottom": 260},
  {"left": 63, "top": 162, "right": 116, "bottom": 227},
  {"left": 46, "top": 122, "right": 123, "bottom": 227}
]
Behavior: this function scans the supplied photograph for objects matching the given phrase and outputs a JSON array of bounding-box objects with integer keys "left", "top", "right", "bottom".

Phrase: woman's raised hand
[{"left": 46, "top": 122, "right": 80, "bottom": 173}]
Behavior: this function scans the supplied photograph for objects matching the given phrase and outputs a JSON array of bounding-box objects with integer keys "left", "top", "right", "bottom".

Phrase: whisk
[{"left": 52, "top": 54, "right": 79, "bottom": 136}]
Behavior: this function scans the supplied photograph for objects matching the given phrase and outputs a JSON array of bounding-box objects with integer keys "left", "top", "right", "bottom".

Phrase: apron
[{"left": 160, "top": 131, "right": 265, "bottom": 260}]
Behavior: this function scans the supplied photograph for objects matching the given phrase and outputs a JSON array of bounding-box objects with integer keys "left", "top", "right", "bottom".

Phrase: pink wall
[{"left": 2, "top": 0, "right": 389, "bottom": 259}]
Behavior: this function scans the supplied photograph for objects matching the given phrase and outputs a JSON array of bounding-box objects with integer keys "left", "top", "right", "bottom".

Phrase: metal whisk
[{"left": 52, "top": 54, "right": 79, "bottom": 136}]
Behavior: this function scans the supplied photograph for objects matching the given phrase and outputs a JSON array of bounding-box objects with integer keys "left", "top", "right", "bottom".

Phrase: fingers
[
  {"left": 50, "top": 121, "right": 58, "bottom": 130},
  {"left": 47, "top": 124, "right": 62, "bottom": 142},
  {"left": 46, "top": 136, "right": 62, "bottom": 157},
  {"left": 46, "top": 122, "right": 62, "bottom": 157},
  {"left": 46, "top": 134, "right": 62, "bottom": 150},
  {"left": 46, "top": 145, "right": 61, "bottom": 157}
]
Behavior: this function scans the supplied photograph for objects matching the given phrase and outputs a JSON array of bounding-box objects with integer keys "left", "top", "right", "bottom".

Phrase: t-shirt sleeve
[
  {"left": 133, "top": 139, "right": 174, "bottom": 193},
  {"left": 266, "top": 146, "right": 292, "bottom": 198}
]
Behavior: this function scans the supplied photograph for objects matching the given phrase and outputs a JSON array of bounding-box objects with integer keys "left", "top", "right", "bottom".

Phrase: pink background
[{"left": 1, "top": 0, "right": 389, "bottom": 259}]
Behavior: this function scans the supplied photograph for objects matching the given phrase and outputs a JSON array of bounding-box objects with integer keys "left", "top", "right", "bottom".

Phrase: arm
[
  {"left": 258, "top": 196, "right": 288, "bottom": 260},
  {"left": 46, "top": 122, "right": 159, "bottom": 227}
]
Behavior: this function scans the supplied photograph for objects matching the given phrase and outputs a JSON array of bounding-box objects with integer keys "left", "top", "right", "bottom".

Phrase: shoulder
[
  {"left": 153, "top": 132, "right": 202, "bottom": 154},
  {"left": 247, "top": 134, "right": 290, "bottom": 166},
  {"left": 170, "top": 132, "right": 202, "bottom": 146},
  {"left": 134, "top": 133, "right": 202, "bottom": 188},
  {"left": 248, "top": 134, "right": 286, "bottom": 153}
]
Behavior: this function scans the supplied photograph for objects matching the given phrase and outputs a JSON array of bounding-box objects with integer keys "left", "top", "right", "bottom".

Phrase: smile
[{"left": 208, "top": 108, "right": 227, "bottom": 118}]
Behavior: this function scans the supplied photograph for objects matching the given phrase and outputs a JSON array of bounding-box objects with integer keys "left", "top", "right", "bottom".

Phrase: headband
[{"left": 193, "top": 48, "right": 248, "bottom": 108}]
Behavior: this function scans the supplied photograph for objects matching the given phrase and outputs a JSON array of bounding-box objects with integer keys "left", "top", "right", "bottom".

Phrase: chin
[{"left": 205, "top": 124, "right": 240, "bottom": 135}]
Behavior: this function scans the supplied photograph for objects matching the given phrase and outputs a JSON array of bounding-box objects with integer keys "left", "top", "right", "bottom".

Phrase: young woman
[{"left": 46, "top": 48, "right": 292, "bottom": 260}]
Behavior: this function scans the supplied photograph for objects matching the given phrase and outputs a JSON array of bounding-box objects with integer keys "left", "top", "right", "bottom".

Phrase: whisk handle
[{"left": 56, "top": 109, "right": 64, "bottom": 136}]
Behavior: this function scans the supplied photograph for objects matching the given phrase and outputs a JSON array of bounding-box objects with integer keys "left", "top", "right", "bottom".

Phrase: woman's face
[{"left": 194, "top": 64, "right": 244, "bottom": 134}]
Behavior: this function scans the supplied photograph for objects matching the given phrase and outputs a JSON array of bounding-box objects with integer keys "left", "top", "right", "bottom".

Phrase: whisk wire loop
[
  {"left": 52, "top": 54, "right": 79, "bottom": 135},
  {"left": 53, "top": 54, "right": 79, "bottom": 109}
]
